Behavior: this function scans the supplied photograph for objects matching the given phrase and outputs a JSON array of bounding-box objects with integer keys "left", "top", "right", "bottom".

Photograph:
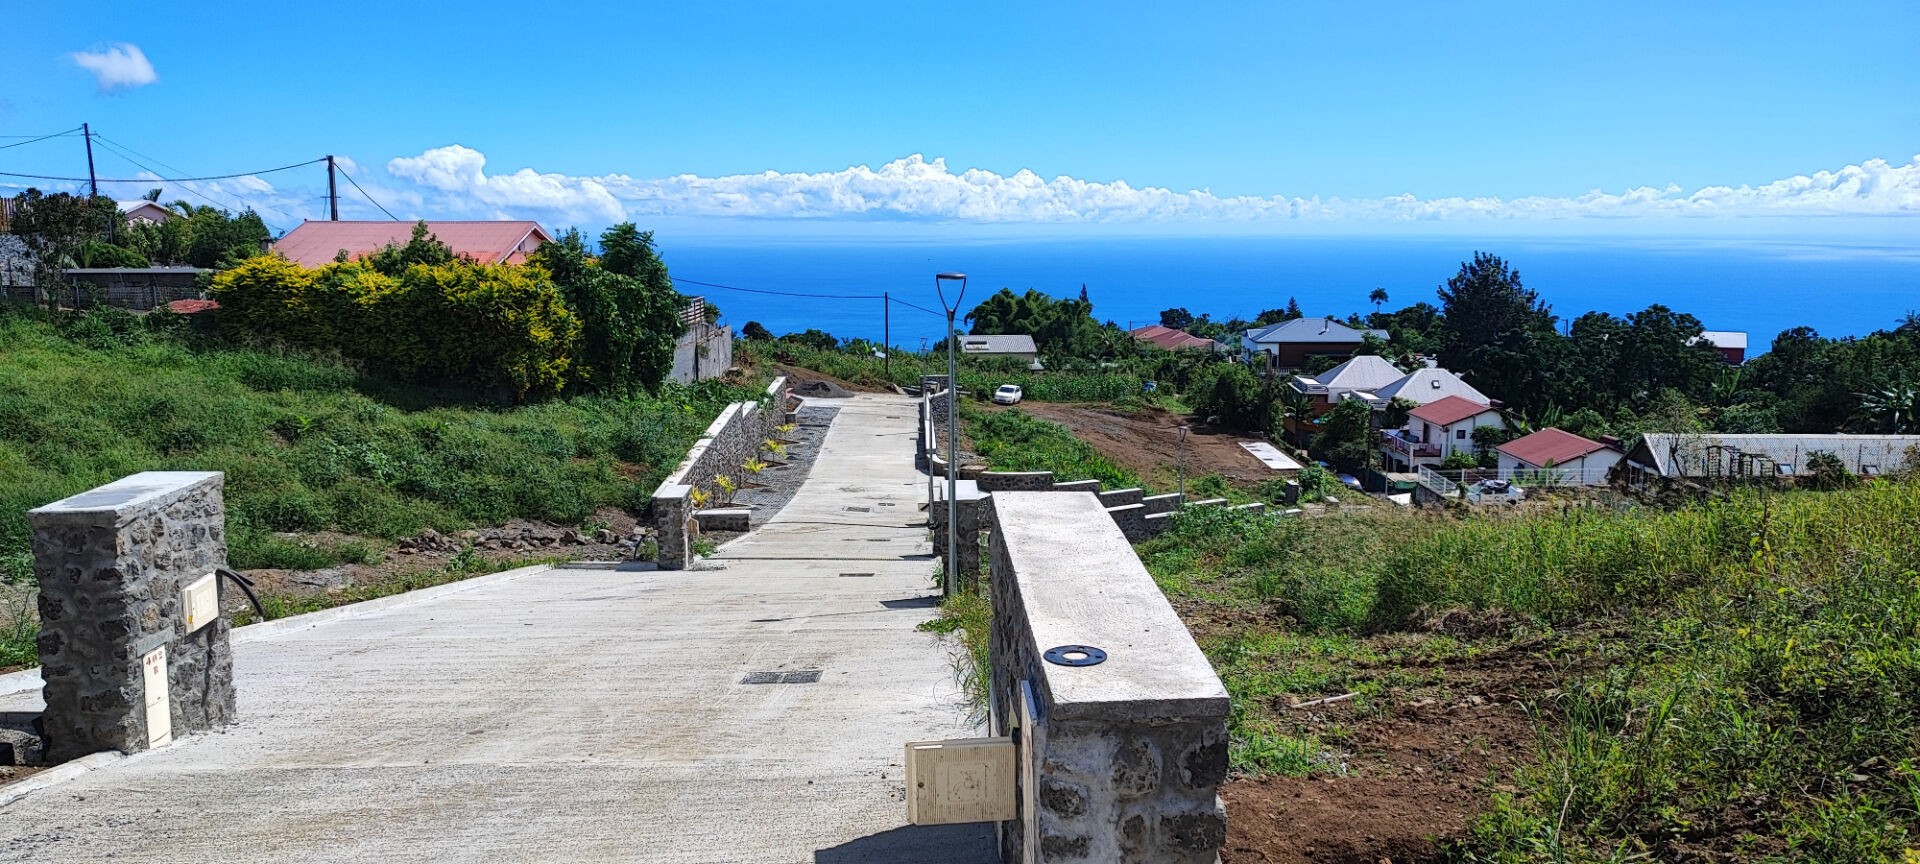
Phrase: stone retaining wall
[
  {"left": 653, "top": 377, "right": 794, "bottom": 570},
  {"left": 988, "top": 493, "right": 1229, "bottom": 863},
  {"left": 28, "top": 472, "right": 237, "bottom": 762}
]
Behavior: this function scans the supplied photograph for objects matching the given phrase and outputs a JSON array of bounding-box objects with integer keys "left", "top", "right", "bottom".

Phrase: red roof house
[
  {"left": 1407, "top": 395, "right": 1499, "bottom": 428},
  {"left": 271, "top": 220, "right": 552, "bottom": 268},
  {"left": 1496, "top": 427, "right": 1623, "bottom": 485},
  {"left": 1129, "top": 324, "right": 1217, "bottom": 352}
]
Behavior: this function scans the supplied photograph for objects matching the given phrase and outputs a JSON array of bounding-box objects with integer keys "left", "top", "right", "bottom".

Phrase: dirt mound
[
  {"left": 990, "top": 401, "right": 1280, "bottom": 490},
  {"left": 791, "top": 379, "right": 854, "bottom": 399}
]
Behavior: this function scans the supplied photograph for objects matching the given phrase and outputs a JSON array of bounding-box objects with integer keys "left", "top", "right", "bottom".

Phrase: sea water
[{"left": 657, "top": 235, "right": 1920, "bottom": 353}]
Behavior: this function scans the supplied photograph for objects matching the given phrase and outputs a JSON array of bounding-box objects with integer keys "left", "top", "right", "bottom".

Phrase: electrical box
[
  {"left": 141, "top": 645, "right": 172, "bottom": 748},
  {"left": 182, "top": 573, "right": 218, "bottom": 632},
  {"left": 904, "top": 736, "right": 1016, "bottom": 825}
]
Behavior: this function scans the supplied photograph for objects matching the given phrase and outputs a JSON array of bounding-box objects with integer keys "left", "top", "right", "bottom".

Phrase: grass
[
  {"left": 961, "top": 403, "right": 1142, "bottom": 490},
  {"left": 0, "top": 307, "right": 759, "bottom": 579},
  {"left": 1132, "top": 481, "right": 1920, "bottom": 862}
]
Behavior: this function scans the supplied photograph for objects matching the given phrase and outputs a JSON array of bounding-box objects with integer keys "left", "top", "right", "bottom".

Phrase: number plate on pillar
[
  {"left": 904, "top": 737, "right": 1016, "bottom": 824},
  {"left": 142, "top": 645, "right": 172, "bottom": 748}
]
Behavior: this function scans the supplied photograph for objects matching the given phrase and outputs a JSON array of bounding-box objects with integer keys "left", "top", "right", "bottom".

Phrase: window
[{"left": 1456, "top": 428, "right": 1467, "bottom": 440}]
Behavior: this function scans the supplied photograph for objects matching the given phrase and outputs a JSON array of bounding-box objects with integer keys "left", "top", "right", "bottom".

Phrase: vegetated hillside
[
  {"left": 0, "top": 307, "right": 758, "bottom": 583},
  {"left": 1135, "top": 482, "right": 1920, "bottom": 863}
]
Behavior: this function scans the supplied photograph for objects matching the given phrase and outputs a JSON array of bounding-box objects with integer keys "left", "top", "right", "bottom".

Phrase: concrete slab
[
  {"left": 0, "top": 393, "right": 991, "bottom": 864},
  {"left": 1238, "top": 440, "right": 1302, "bottom": 471}
]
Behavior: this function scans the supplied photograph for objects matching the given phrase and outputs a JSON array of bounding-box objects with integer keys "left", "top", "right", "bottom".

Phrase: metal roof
[
  {"left": 272, "top": 220, "right": 552, "bottom": 268},
  {"left": 1244, "top": 316, "right": 1386, "bottom": 345},
  {"left": 1498, "top": 428, "right": 1611, "bottom": 467},
  {"left": 1629, "top": 433, "right": 1920, "bottom": 477},
  {"left": 958, "top": 334, "right": 1038, "bottom": 354},
  {"left": 1408, "top": 395, "right": 1500, "bottom": 427},
  {"left": 1373, "top": 367, "right": 1490, "bottom": 406},
  {"left": 1311, "top": 354, "right": 1405, "bottom": 391}
]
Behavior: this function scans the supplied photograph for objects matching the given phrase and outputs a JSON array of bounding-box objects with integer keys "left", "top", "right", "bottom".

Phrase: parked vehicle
[
  {"left": 1337, "top": 472, "right": 1363, "bottom": 491},
  {"left": 992, "top": 384, "right": 1024, "bottom": 405}
]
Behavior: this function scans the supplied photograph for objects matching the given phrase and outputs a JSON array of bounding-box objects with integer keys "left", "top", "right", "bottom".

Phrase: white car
[{"left": 992, "top": 384, "right": 1024, "bottom": 405}]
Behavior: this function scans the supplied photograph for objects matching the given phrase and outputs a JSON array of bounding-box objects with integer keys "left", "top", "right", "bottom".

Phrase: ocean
[{"left": 656, "top": 235, "right": 1920, "bottom": 353}]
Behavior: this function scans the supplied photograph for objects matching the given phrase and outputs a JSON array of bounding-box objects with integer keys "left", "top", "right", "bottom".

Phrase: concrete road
[{"left": 0, "top": 394, "right": 994, "bottom": 864}]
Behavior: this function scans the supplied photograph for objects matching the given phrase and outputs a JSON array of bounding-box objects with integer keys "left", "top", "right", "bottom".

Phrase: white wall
[{"left": 1496, "top": 449, "right": 1624, "bottom": 485}]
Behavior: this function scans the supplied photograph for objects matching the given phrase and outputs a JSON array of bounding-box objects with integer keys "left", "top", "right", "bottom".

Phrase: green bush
[{"left": 964, "top": 405, "right": 1140, "bottom": 489}]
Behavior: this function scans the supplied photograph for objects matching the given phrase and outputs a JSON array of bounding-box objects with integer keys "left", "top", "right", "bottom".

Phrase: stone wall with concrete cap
[
  {"left": 653, "top": 377, "right": 792, "bottom": 570},
  {"left": 28, "top": 471, "right": 235, "bottom": 762},
  {"left": 988, "top": 492, "right": 1230, "bottom": 864},
  {"left": 977, "top": 471, "right": 1057, "bottom": 492}
]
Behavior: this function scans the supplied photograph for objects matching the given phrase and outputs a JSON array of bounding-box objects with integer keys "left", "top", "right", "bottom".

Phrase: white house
[
  {"left": 1381, "top": 394, "right": 1503, "bottom": 472},
  {"left": 1496, "top": 428, "right": 1623, "bottom": 485},
  {"left": 116, "top": 201, "right": 178, "bottom": 224},
  {"left": 1241, "top": 316, "right": 1387, "bottom": 369}
]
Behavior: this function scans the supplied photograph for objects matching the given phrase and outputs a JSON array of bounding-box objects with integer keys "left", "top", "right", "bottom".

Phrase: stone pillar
[
  {"left": 989, "top": 492, "right": 1229, "bottom": 864},
  {"left": 654, "top": 485, "right": 692, "bottom": 570},
  {"left": 930, "top": 481, "right": 986, "bottom": 587},
  {"left": 28, "top": 471, "right": 236, "bottom": 762}
]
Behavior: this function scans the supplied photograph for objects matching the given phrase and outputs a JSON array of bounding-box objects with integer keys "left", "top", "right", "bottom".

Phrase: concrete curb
[
  {"left": 0, "top": 751, "right": 122, "bottom": 809},
  {"left": 233, "top": 564, "right": 555, "bottom": 644},
  {"left": 0, "top": 667, "right": 38, "bottom": 700}
]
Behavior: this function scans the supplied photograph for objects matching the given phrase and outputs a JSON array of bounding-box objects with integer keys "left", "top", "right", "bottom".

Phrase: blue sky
[{"left": 4, "top": 1, "right": 1917, "bottom": 238}]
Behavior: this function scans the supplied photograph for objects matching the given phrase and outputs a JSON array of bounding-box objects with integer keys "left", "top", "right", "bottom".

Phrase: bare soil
[
  {"left": 982, "top": 401, "right": 1287, "bottom": 491},
  {"left": 1219, "top": 633, "right": 1595, "bottom": 864}
]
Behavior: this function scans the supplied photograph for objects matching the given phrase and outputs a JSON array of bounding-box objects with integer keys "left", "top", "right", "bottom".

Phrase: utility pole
[
  {"left": 326, "top": 155, "right": 339, "bottom": 220},
  {"left": 82, "top": 123, "right": 98, "bottom": 199},
  {"left": 883, "top": 291, "right": 891, "bottom": 381}
]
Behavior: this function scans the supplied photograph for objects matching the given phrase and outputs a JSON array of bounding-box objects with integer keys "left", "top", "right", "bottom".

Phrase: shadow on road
[{"left": 815, "top": 823, "right": 997, "bottom": 863}]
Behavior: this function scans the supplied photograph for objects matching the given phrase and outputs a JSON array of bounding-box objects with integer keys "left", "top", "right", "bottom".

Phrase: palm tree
[
  {"left": 1276, "top": 387, "right": 1314, "bottom": 447},
  {"left": 141, "top": 188, "right": 162, "bottom": 202},
  {"left": 1368, "top": 287, "right": 1388, "bottom": 312}
]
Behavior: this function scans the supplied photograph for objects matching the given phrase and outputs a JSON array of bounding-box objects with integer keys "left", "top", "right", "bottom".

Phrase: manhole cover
[{"left": 742, "top": 670, "right": 823, "bottom": 685}]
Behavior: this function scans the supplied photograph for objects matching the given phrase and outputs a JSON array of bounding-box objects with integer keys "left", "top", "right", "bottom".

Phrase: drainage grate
[
  {"left": 876, "top": 502, "right": 897, "bottom": 507},
  {"left": 840, "top": 571, "right": 875, "bottom": 577},
  {"left": 865, "top": 538, "right": 890, "bottom": 542},
  {"left": 845, "top": 506, "right": 871, "bottom": 513},
  {"left": 742, "top": 670, "right": 823, "bottom": 685}
]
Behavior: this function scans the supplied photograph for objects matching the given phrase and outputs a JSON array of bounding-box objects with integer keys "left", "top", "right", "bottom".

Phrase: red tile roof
[
  {"left": 271, "top": 220, "right": 551, "bottom": 268},
  {"left": 165, "top": 299, "right": 219, "bottom": 314},
  {"left": 1408, "top": 394, "right": 1497, "bottom": 427},
  {"left": 1497, "top": 427, "right": 1612, "bottom": 467},
  {"left": 1129, "top": 325, "right": 1216, "bottom": 351}
]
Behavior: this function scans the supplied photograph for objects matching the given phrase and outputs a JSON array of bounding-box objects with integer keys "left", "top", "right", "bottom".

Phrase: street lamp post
[{"left": 935, "top": 273, "right": 967, "bottom": 597}]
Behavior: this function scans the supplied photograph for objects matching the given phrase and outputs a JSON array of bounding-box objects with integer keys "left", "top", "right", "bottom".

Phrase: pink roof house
[{"left": 272, "top": 220, "right": 552, "bottom": 268}]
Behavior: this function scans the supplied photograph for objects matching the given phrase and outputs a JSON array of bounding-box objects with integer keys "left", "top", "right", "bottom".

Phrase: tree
[
  {"left": 1275, "top": 386, "right": 1315, "bottom": 447},
  {"left": 366, "top": 221, "right": 455, "bottom": 275},
  {"left": 6, "top": 189, "right": 120, "bottom": 298},
  {"left": 1369, "top": 287, "right": 1388, "bottom": 312},
  {"left": 742, "top": 321, "right": 774, "bottom": 341},
  {"left": 1159, "top": 308, "right": 1195, "bottom": 330},
  {"left": 524, "top": 224, "right": 684, "bottom": 394},
  {"left": 1311, "top": 398, "right": 1373, "bottom": 468},
  {"left": 1436, "top": 252, "right": 1561, "bottom": 409}
]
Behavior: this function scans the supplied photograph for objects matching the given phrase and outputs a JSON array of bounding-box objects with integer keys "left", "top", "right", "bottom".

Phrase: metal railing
[{"left": 1382, "top": 431, "right": 1441, "bottom": 458}]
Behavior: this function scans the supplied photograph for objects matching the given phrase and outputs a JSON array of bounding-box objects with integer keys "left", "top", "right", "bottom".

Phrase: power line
[
  {"left": 332, "top": 162, "right": 397, "bottom": 220},
  {"left": 889, "top": 296, "right": 941, "bottom": 316},
  {"left": 0, "top": 127, "right": 82, "bottom": 150},
  {"left": 0, "top": 156, "right": 325, "bottom": 184},
  {"left": 87, "top": 135, "right": 298, "bottom": 230},
  {"left": 671, "top": 276, "right": 879, "bottom": 301}
]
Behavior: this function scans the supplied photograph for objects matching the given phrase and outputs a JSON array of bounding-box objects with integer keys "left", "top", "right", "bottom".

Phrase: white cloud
[
  {"left": 70, "top": 43, "right": 157, "bottom": 91},
  {"left": 388, "top": 145, "right": 625, "bottom": 225},
  {"left": 383, "top": 150, "right": 1917, "bottom": 226}
]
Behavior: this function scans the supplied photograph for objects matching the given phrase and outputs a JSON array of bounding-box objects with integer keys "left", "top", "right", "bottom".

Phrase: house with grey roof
[
  {"left": 1242, "top": 316, "right": 1387, "bottom": 369},
  {"left": 958, "top": 334, "right": 1039, "bottom": 363},
  {"left": 1625, "top": 433, "right": 1920, "bottom": 481},
  {"left": 1372, "top": 366, "right": 1491, "bottom": 407}
]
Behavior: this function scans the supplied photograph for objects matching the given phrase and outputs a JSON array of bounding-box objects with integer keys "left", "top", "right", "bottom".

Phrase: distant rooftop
[
  {"left": 272, "top": 220, "right": 552, "bottom": 268},
  {"left": 1696, "top": 330, "right": 1749, "bottom": 350},
  {"left": 1409, "top": 394, "right": 1499, "bottom": 427},
  {"left": 1498, "top": 428, "right": 1612, "bottom": 467},
  {"left": 1373, "top": 367, "right": 1490, "bottom": 406},
  {"left": 958, "top": 334, "right": 1038, "bottom": 355},
  {"left": 1310, "top": 354, "right": 1405, "bottom": 392},
  {"left": 1246, "top": 316, "right": 1386, "bottom": 345},
  {"left": 1129, "top": 325, "right": 1216, "bottom": 351}
]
